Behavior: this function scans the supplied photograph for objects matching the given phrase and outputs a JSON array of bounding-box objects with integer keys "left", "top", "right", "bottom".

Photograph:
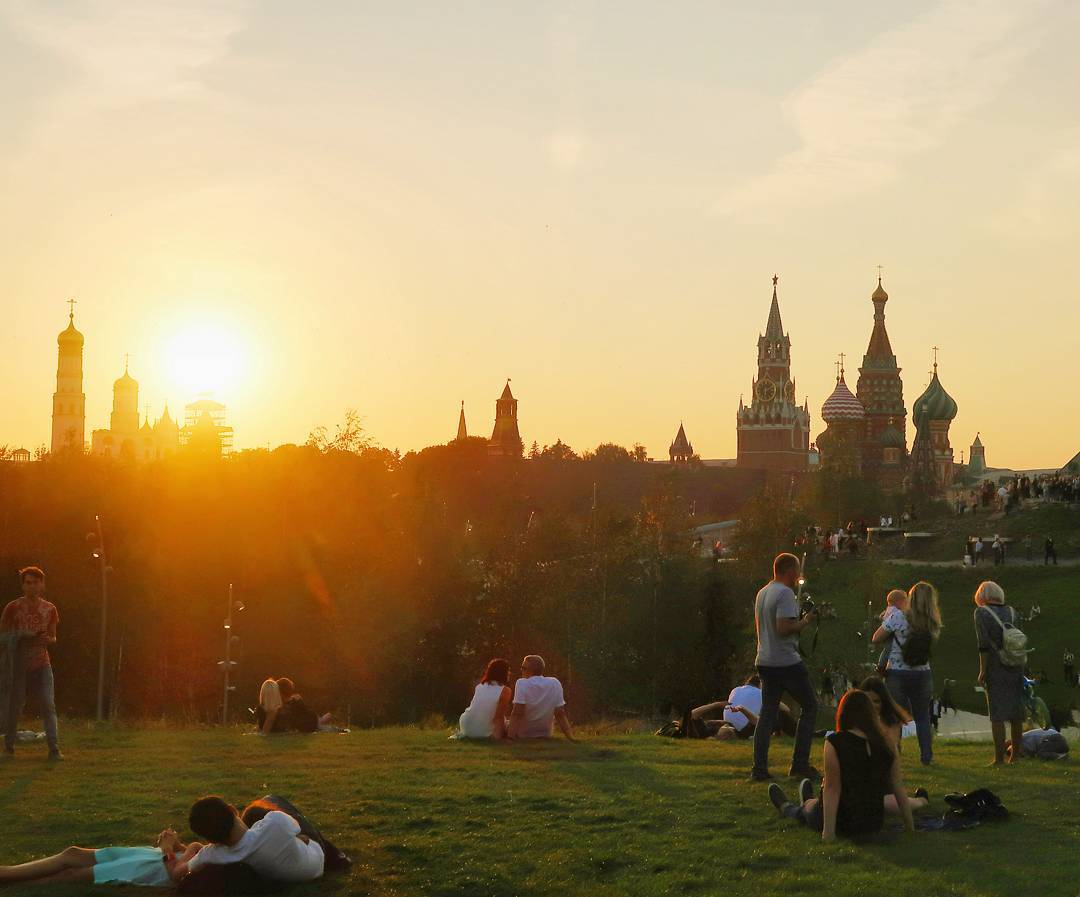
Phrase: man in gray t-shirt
[{"left": 751, "top": 553, "right": 820, "bottom": 782}]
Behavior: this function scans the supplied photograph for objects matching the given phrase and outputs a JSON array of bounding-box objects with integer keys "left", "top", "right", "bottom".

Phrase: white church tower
[{"left": 51, "top": 300, "right": 86, "bottom": 454}]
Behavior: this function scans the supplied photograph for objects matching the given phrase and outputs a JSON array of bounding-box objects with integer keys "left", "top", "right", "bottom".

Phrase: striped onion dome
[{"left": 821, "top": 375, "right": 865, "bottom": 423}]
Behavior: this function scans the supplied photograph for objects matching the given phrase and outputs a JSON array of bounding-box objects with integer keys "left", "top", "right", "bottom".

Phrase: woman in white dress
[{"left": 454, "top": 658, "right": 512, "bottom": 739}]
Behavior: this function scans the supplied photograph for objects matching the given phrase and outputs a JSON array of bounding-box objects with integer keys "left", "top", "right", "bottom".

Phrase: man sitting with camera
[{"left": 750, "top": 553, "right": 820, "bottom": 782}]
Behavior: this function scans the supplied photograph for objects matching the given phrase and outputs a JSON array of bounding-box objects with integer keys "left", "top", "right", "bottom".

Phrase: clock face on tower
[
  {"left": 784, "top": 381, "right": 795, "bottom": 402},
  {"left": 756, "top": 378, "right": 777, "bottom": 402}
]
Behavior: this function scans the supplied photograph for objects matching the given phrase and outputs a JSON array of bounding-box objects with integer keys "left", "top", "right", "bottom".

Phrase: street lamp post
[
  {"left": 219, "top": 584, "right": 242, "bottom": 725},
  {"left": 91, "top": 515, "right": 110, "bottom": 722}
]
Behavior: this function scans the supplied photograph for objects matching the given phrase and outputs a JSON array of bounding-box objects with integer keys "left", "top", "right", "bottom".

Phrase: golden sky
[{"left": 2, "top": 1, "right": 1078, "bottom": 467}]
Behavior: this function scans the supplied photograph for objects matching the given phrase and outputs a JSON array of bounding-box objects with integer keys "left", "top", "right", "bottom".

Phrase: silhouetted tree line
[{"left": 0, "top": 438, "right": 767, "bottom": 725}]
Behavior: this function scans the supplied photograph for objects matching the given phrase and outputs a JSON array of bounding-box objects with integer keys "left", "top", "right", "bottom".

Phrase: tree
[
  {"left": 537, "top": 439, "right": 578, "bottom": 462},
  {"left": 631, "top": 443, "right": 649, "bottom": 462},
  {"left": 307, "top": 408, "right": 373, "bottom": 453},
  {"left": 587, "top": 443, "right": 632, "bottom": 464}
]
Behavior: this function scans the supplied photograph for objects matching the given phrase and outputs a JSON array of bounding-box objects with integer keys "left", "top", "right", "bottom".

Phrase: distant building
[
  {"left": 669, "top": 423, "right": 694, "bottom": 464},
  {"left": 968, "top": 433, "right": 987, "bottom": 480},
  {"left": 488, "top": 381, "right": 523, "bottom": 457},
  {"left": 736, "top": 276, "right": 811, "bottom": 471},
  {"left": 51, "top": 305, "right": 86, "bottom": 454},
  {"left": 91, "top": 363, "right": 180, "bottom": 462},
  {"left": 7, "top": 448, "right": 31, "bottom": 464},
  {"left": 816, "top": 364, "right": 864, "bottom": 476},
  {"left": 909, "top": 359, "right": 958, "bottom": 493},
  {"left": 180, "top": 398, "right": 234, "bottom": 457},
  {"left": 456, "top": 401, "right": 468, "bottom": 441},
  {"left": 856, "top": 278, "right": 907, "bottom": 487}
]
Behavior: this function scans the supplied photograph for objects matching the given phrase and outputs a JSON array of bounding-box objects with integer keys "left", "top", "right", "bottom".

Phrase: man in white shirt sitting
[
  {"left": 169, "top": 796, "right": 324, "bottom": 884},
  {"left": 507, "top": 655, "right": 575, "bottom": 740}
]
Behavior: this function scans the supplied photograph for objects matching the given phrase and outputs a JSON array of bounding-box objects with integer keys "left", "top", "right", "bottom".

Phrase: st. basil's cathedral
[{"left": 736, "top": 275, "right": 960, "bottom": 495}]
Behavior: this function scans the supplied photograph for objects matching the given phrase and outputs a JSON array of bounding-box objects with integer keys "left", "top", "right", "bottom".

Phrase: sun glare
[{"left": 163, "top": 322, "right": 245, "bottom": 397}]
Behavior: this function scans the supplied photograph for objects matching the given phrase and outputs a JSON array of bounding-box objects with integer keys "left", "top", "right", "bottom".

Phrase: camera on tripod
[{"left": 800, "top": 594, "right": 837, "bottom": 621}]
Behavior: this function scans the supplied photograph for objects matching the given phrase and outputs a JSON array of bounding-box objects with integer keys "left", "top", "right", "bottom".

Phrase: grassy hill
[
  {"left": 797, "top": 552, "right": 1079, "bottom": 724},
  {"left": 1, "top": 726, "right": 1077, "bottom": 897}
]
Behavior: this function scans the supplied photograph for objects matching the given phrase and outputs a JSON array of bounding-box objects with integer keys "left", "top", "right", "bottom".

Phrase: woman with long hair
[
  {"left": 768, "top": 690, "right": 915, "bottom": 841},
  {"left": 453, "top": 658, "right": 513, "bottom": 740},
  {"left": 872, "top": 580, "right": 942, "bottom": 764},
  {"left": 973, "top": 581, "right": 1026, "bottom": 764},
  {"left": 858, "top": 675, "right": 911, "bottom": 748}
]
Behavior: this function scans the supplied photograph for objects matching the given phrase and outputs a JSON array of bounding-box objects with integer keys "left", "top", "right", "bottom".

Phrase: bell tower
[{"left": 51, "top": 299, "right": 86, "bottom": 454}]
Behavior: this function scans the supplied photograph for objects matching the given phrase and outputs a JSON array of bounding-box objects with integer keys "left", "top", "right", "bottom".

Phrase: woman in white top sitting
[{"left": 454, "top": 659, "right": 512, "bottom": 739}]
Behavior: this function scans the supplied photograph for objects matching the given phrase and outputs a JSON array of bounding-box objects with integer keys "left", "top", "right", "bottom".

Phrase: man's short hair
[
  {"left": 773, "top": 553, "right": 800, "bottom": 578},
  {"left": 189, "top": 796, "right": 237, "bottom": 844},
  {"left": 522, "top": 655, "right": 546, "bottom": 675},
  {"left": 18, "top": 566, "right": 44, "bottom": 582},
  {"left": 744, "top": 673, "right": 761, "bottom": 688}
]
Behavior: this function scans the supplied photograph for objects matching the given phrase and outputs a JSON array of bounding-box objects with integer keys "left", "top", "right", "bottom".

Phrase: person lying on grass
[
  {"left": 165, "top": 795, "right": 324, "bottom": 884},
  {"left": 767, "top": 689, "right": 916, "bottom": 842},
  {"left": 691, "top": 673, "right": 797, "bottom": 741},
  {"left": 0, "top": 828, "right": 200, "bottom": 887}
]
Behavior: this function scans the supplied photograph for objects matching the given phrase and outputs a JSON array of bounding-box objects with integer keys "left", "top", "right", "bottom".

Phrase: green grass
[
  {"left": 801, "top": 556, "right": 1080, "bottom": 722},
  {"left": 2, "top": 726, "right": 1078, "bottom": 897}
]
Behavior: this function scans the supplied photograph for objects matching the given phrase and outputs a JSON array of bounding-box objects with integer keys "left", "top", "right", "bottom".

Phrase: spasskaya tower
[{"left": 736, "top": 276, "right": 811, "bottom": 471}]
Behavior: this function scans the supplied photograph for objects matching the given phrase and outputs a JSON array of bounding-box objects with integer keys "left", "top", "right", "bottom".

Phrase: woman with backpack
[
  {"left": 973, "top": 581, "right": 1026, "bottom": 764},
  {"left": 871, "top": 581, "right": 941, "bottom": 765}
]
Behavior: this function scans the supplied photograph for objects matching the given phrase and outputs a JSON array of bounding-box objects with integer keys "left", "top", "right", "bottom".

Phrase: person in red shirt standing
[{"left": 2, "top": 567, "right": 61, "bottom": 760}]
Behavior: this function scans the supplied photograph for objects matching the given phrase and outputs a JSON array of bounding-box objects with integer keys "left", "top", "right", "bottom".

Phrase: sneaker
[
  {"left": 799, "top": 778, "right": 815, "bottom": 804},
  {"left": 768, "top": 783, "right": 790, "bottom": 812},
  {"left": 48, "top": 749, "right": 64, "bottom": 761},
  {"left": 789, "top": 764, "right": 821, "bottom": 780},
  {"left": 749, "top": 769, "right": 773, "bottom": 782}
]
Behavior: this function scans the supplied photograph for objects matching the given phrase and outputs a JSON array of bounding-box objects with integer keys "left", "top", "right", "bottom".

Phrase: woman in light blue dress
[{"left": 0, "top": 828, "right": 198, "bottom": 887}]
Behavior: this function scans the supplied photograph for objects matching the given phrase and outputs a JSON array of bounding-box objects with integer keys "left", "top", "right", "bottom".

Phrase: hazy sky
[{"left": 2, "top": 1, "right": 1078, "bottom": 467}]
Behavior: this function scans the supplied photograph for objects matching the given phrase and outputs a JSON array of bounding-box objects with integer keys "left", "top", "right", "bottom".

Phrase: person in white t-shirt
[
  {"left": 507, "top": 655, "right": 575, "bottom": 740},
  {"left": 691, "top": 675, "right": 796, "bottom": 740},
  {"left": 170, "top": 797, "right": 324, "bottom": 884}
]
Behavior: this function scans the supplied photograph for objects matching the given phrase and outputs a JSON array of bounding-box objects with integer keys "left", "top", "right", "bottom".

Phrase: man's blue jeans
[
  {"left": 5, "top": 665, "right": 59, "bottom": 751},
  {"left": 753, "top": 661, "right": 818, "bottom": 776},
  {"left": 886, "top": 668, "right": 933, "bottom": 763}
]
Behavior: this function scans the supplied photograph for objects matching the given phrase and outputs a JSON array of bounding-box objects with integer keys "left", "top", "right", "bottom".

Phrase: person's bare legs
[
  {"left": 10, "top": 866, "right": 95, "bottom": 886},
  {"left": 990, "top": 721, "right": 1007, "bottom": 765},
  {"left": 885, "top": 794, "right": 928, "bottom": 814},
  {"left": 1007, "top": 719, "right": 1025, "bottom": 763},
  {"left": 0, "top": 846, "right": 96, "bottom": 882}
]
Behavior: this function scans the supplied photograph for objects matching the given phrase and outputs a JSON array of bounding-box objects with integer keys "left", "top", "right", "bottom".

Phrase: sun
[{"left": 163, "top": 321, "right": 246, "bottom": 397}]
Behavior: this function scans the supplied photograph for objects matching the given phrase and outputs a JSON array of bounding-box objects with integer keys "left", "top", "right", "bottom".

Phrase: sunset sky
[{"left": 2, "top": 1, "right": 1078, "bottom": 467}]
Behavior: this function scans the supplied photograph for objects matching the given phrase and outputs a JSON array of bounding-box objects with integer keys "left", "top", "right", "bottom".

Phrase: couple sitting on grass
[
  {"left": 256, "top": 677, "right": 343, "bottom": 735},
  {"left": 0, "top": 794, "right": 347, "bottom": 889},
  {"left": 454, "top": 654, "right": 575, "bottom": 741}
]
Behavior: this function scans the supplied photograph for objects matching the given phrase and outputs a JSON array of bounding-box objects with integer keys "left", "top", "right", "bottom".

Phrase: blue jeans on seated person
[
  {"left": 753, "top": 661, "right": 818, "bottom": 777},
  {"left": 886, "top": 668, "right": 933, "bottom": 763}
]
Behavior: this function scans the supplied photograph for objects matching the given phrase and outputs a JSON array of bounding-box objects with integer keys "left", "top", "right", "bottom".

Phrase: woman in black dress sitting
[{"left": 768, "top": 690, "right": 915, "bottom": 841}]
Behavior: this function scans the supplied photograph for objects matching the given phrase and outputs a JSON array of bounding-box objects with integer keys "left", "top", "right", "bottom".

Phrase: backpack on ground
[
  {"left": 900, "top": 629, "right": 934, "bottom": 667},
  {"left": 983, "top": 607, "right": 1030, "bottom": 669}
]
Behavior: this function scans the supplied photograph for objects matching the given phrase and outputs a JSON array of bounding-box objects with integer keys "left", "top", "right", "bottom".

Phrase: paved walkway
[{"left": 884, "top": 557, "right": 1080, "bottom": 568}]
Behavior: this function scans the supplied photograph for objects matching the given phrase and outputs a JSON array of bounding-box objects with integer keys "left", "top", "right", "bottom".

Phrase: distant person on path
[
  {"left": 992, "top": 537, "right": 1004, "bottom": 566},
  {"left": 750, "top": 553, "right": 820, "bottom": 782},
  {"left": 453, "top": 658, "right": 513, "bottom": 739},
  {"left": 1044, "top": 536, "right": 1057, "bottom": 565},
  {"left": 507, "top": 655, "right": 574, "bottom": 740},
  {"left": 974, "top": 581, "right": 1027, "bottom": 765},
  {"left": 2, "top": 566, "right": 61, "bottom": 760},
  {"left": 872, "top": 581, "right": 941, "bottom": 765},
  {"left": 1064, "top": 649, "right": 1075, "bottom": 688},
  {"left": 974, "top": 538, "right": 984, "bottom": 564},
  {"left": 1024, "top": 535, "right": 1032, "bottom": 561},
  {"left": 767, "top": 690, "right": 915, "bottom": 841}
]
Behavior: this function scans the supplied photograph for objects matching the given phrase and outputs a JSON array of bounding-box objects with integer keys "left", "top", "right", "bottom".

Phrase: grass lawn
[
  {"left": 2, "top": 725, "right": 1078, "bottom": 897},
  {"left": 800, "top": 556, "right": 1080, "bottom": 722}
]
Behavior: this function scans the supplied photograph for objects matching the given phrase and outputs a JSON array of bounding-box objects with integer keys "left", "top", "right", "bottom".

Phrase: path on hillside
[{"left": 884, "top": 557, "right": 1080, "bottom": 568}]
